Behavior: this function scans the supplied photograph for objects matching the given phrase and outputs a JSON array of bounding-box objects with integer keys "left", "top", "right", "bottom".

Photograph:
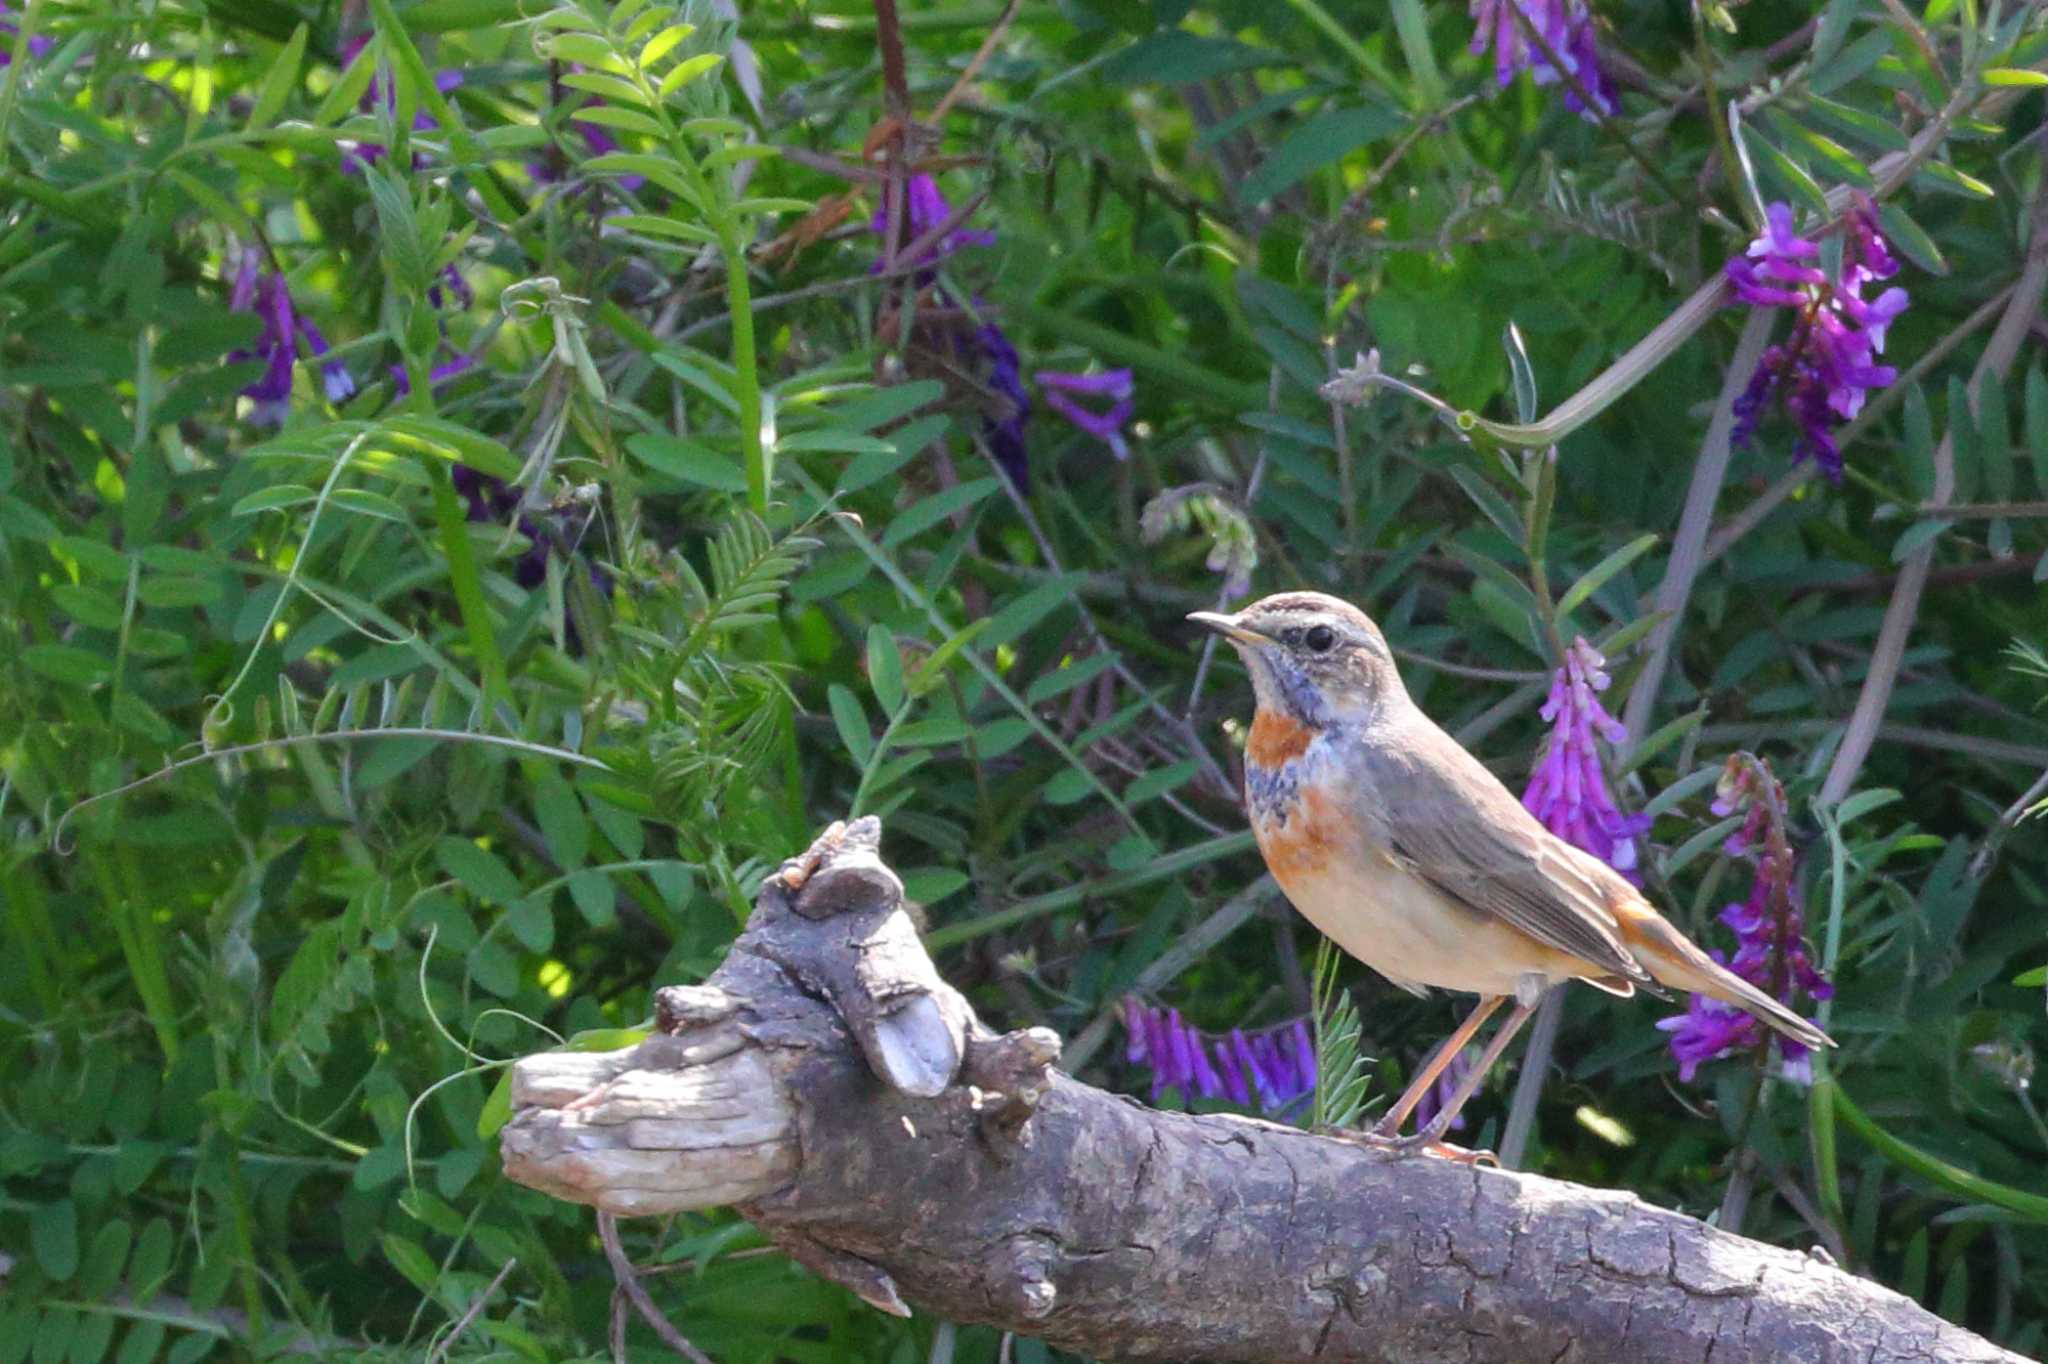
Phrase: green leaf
[
  {"left": 24, "top": 645, "right": 111, "bottom": 687},
  {"left": 533, "top": 773, "right": 588, "bottom": 869},
  {"left": 1982, "top": 67, "right": 2048, "bottom": 85},
  {"left": 32, "top": 1200, "right": 79, "bottom": 1279},
  {"left": 640, "top": 22, "right": 695, "bottom": 68},
  {"left": 865, "top": 624, "right": 904, "bottom": 713},
  {"left": 364, "top": 164, "right": 428, "bottom": 291},
  {"left": 2028, "top": 366, "right": 2048, "bottom": 493},
  {"left": 1891, "top": 517, "right": 1952, "bottom": 562},
  {"left": 1877, "top": 202, "right": 1947, "bottom": 275},
  {"left": 1242, "top": 103, "right": 1404, "bottom": 204},
  {"left": 627, "top": 433, "right": 746, "bottom": 491},
  {"left": 506, "top": 897, "right": 554, "bottom": 954},
  {"left": 657, "top": 52, "right": 724, "bottom": 97},
  {"left": 880, "top": 478, "right": 1000, "bottom": 548},
  {"left": 231, "top": 484, "right": 319, "bottom": 516},
  {"left": 477, "top": 1069, "right": 516, "bottom": 1140},
  {"left": 436, "top": 837, "right": 525, "bottom": 906},
  {"left": 382, "top": 415, "right": 522, "bottom": 481},
  {"left": 1555, "top": 533, "right": 1659, "bottom": 620},
  {"left": 1098, "top": 31, "right": 1283, "bottom": 85},
  {"left": 568, "top": 869, "right": 616, "bottom": 927},
  {"left": 380, "top": 1233, "right": 441, "bottom": 1295},
  {"left": 2013, "top": 965, "right": 2046, "bottom": 987},
  {"left": 827, "top": 684, "right": 872, "bottom": 766},
  {"left": 76, "top": 1220, "right": 132, "bottom": 1300},
  {"left": 246, "top": 23, "right": 308, "bottom": 130}
]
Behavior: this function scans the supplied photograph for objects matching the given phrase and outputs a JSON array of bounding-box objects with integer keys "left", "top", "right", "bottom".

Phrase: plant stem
[{"left": 720, "top": 218, "right": 769, "bottom": 515}]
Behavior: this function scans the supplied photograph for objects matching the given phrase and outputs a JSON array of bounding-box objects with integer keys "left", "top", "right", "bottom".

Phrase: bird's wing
[{"left": 1361, "top": 722, "right": 1650, "bottom": 984}]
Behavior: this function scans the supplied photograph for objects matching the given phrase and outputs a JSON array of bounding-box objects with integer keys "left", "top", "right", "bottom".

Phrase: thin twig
[
  {"left": 597, "top": 1212, "right": 715, "bottom": 1364},
  {"left": 1967, "top": 764, "right": 2048, "bottom": 882},
  {"left": 1622, "top": 308, "right": 1775, "bottom": 749},
  {"left": 1184, "top": 367, "right": 1278, "bottom": 722},
  {"left": 1819, "top": 151, "right": 2048, "bottom": 805},
  {"left": 426, "top": 1259, "right": 518, "bottom": 1364},
  {"left": 926, "top": 0, "right": 1021, "bottom": 125}
]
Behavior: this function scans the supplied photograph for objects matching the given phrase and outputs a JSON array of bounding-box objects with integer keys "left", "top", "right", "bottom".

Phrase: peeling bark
[{"left": 499, "top": 819, "right": 2025, "bottom": 1364}]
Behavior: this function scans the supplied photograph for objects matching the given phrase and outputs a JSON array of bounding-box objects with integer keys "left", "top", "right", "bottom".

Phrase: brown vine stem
[
  {"left": 926, "top": 0, "right": 1021, "bottom": 125},
  {"left": 597, "top": 1212, "right": 715, "bottom": 1364},
  {"left": 1621, "top": 308, "right": 1776, "bottom": 749},
  {"left": 1819, "top": 151, "right": 2048, "bottom": 805}
]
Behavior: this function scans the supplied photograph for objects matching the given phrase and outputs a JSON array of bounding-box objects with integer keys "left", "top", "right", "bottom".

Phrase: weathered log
[{"left": 499, "top": 818, "right": 2026, "bottom": 1364}]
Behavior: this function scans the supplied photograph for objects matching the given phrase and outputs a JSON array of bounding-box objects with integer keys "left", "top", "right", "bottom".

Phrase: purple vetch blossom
[
  {"left": 0, "top": 2, "right": 52, "bottom": 63},
  {"left": 1038, "top": 369, "right": 1135, "bottom": 461},
  {"left": 869, "top": 173, "right": 997, "bottom": 272},
  {"left": 977, "top": 323, "right": 1032, "bottom": 491},
  {"left": 1469, "top": 0, "right": 1616, "bottom": 120},
  {"left": 1725, "top": 200, "right": 1909, "bottom": 481},
  {"left": 450, "top": 464, "right": 608, "bottom": 599},
  {"left": 1123, "top": 998, "right": 1317, "bottom": 1118},
  {"left": 863, "top": 176, "right": 1035, "bottom": 489},
  {"left": 226, "top": 249, "right": 356, "bottom": 425},
  {"left": 338, "top": 34, "right": 465, "bottom": 174},
  {"left": 1522, "top": 637, "right": 1650, "bottom": 881},
  {"left": 389, "top": 265, "right": 480, "bottom": 399},
  {"left": 1410, "top": 1044, "right": 1479, "bottom": 1134},
  {"left": 1655, "top": 754, "right": 1832, "bottom": 1083}
]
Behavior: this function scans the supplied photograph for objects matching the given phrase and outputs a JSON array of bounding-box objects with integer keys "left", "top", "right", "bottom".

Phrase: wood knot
[{"left": 654, "top": 984, "right": 739, "bottom": 1035}]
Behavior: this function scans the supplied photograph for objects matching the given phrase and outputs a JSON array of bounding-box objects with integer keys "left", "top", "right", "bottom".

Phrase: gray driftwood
[{"left": 499, "top": 818, "right": 2026, "bottom": 1364}]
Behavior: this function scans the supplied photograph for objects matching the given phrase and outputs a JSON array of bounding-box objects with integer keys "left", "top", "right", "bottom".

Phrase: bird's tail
[{"left": 1615, "top": 899, "right": 1835, "bottom": 1052}]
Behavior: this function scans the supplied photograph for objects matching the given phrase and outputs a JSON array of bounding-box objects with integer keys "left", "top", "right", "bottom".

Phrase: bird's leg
[
  {"left": 1401, "top": 997, "right": 1543, "bottom": 1164},
  {"left": 1364, "top": 995, "right": 1503, "bottom": 1140}
]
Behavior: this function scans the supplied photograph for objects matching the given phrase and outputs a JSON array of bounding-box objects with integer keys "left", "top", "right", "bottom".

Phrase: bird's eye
[{"left": 1304, "top": 624, "right": 1337, "bottom": 654}]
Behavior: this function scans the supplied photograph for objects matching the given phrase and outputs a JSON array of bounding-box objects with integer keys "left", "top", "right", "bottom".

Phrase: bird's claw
[{"left": 1312, "top": 1123, "right": 1500, "bottom": 1166}]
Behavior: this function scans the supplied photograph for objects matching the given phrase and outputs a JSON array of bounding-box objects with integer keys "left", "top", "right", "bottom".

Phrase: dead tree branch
[{"left": 500, "top": 819, "right": 2025, "bottom": 1364}]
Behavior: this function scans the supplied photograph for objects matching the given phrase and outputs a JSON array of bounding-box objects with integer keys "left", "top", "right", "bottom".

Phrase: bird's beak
[{"left": 1187, "top": 611, "right": 1267, "bottom": 647}]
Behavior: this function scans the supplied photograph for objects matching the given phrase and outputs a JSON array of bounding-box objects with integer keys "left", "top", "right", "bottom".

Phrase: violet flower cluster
[
  {"left": 1522, "top": 637, "right": 1650, "bottom": 881},
  {"left": 450, "top": 465, "right": 605, "bottom": 599},
  {"left": 226, "top": 249, "right": 356, "bottom": 425},
  {"left": 0, "top": 2, "right": 51, "bottom": 64},
  {"left": 1410, "top": 1045, "right": 1477, "bottom": 1134},
  {"left": 1469, "top": 0, "right": 1617, "bottom": 120},
  {"left": 1656, "top": 755, "right": 1832, "bottom": 1083},
  {"left": 1123, "top": 998, "right": 1317, "bottom": 1118},
  {"left": 338, "top": 34, "right": 465, "bottom": 175},
  {"left": 1727, "top": 201, "right": 1909, "bottom": 481},
  {"left": 867, "top": 174, "right": 1134, "bottom": 491}
]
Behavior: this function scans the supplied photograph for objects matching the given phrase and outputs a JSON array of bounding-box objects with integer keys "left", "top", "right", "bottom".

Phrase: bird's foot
[{"left": 1312, "top": 1123, "right": 1500, "bottom": 1166}]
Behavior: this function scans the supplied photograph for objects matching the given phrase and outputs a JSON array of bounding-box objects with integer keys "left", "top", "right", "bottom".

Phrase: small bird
[{"left": 1190, "top": 591, "right": 1833, "bottom": 1158}]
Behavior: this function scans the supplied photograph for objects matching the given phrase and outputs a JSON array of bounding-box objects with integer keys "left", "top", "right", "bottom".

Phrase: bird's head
[{"left": 1188, "top": 591, "right": 1402, "bottom": 728}]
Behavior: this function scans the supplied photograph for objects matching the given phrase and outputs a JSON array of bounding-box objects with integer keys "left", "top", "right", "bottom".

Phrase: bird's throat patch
[{"left": 1247, "top": 710, "right": 1317, "bottom": 767}]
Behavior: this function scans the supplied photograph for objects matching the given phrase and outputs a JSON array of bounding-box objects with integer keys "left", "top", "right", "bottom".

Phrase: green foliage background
[{"left": 2, "top": 0, "right": 2047, "bottom": 1359}]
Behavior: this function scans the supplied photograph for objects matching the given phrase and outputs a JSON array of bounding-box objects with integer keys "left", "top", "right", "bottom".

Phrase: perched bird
[{"left": 1190, "top": 591, "right": 1833, "bottom": 1157}]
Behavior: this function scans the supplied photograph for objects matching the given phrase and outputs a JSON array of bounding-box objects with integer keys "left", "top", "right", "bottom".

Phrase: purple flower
[
  {"left": 977, "top": 323, "right": 1032, "bottom": 491},
  {"left": 1469, "top": 0, "right": 1616, "bottom": 121},
  {"left": 1122, "top": 998, "right": 1318, "bottom": 1118},
  {"left": 1411, "top": 1045, "right": 1478, "bottom": 1133},
  {"left": 1522, "top": 637, "right": 1650, "bottom": 880},
  {"left": 226, "top": 249, "right": 356, "bottom": 425},
  {"left": 869, "top": 174, "right": 996, "bottom": 272},
  {"left": 1724, "top": 200, "right": 1909, "bottom": 481},
  {"left": 0, "top": 2, "right": 52, "bottom": 64},
  {"left": 1657, "top": 754, "right": 1832, "bottom": 1081},
  {"left": 1038, "top": 369, "right": 1135, "bottom": 461},
  {"left": 338, "top": 35, "right": 464, "bottom": 174}
]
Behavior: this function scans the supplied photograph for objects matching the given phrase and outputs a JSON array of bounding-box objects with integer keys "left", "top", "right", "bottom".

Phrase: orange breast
[
  {"left": 1252, "top": 782, "right": 1347, "bottom": 889},
  {"left": 1247, "top": 709, "right": 1315, "bottom": 768}
]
